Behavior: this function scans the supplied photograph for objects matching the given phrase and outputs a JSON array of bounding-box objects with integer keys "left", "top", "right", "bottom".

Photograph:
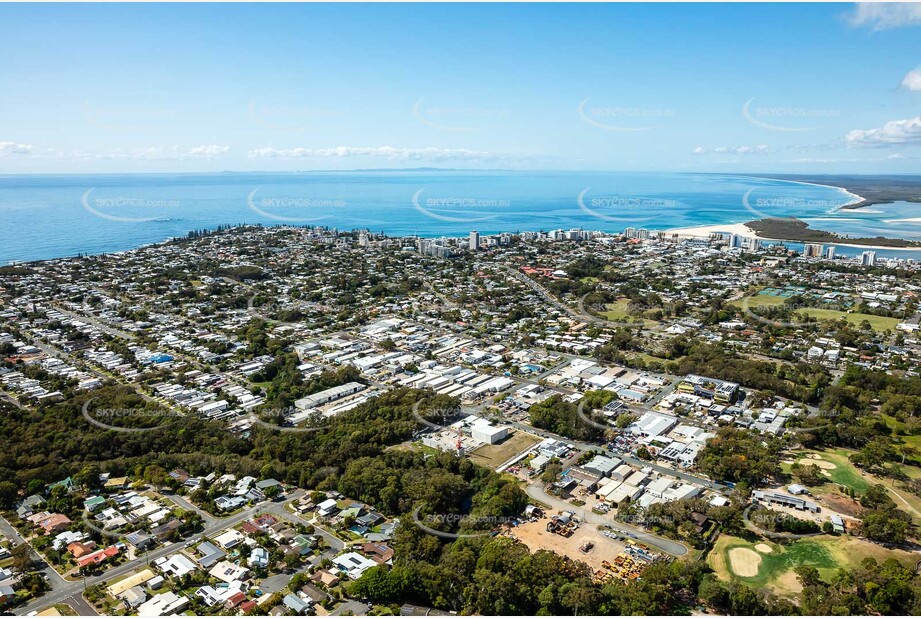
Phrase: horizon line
[{"left": 1, "top": 169, "right": 920, "bottom": 178}]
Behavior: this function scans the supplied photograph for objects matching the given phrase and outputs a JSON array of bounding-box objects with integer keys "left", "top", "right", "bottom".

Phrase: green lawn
[
  {"left": 731, "top": 291, "right": 899, "bottom": 332},
  {"left": 710, "top": 536, "right": 837, "bottom": 592},
  {"left": 628, "top": 352, "right": 671, "bottom": 366},
  {"left": 880, "top": 414, "right": 921, "bottom": 463},
  {"left": 710, "top": 534, "right": 919, "bottom": 597},
  {"left": 788, "top": 449, "right": 871, "bottom": 494},
  {"left": 600, "top": 299, "right": 658, "bottom": 325},
  {"left": 731, "top": 293, "right": 790, "bottom": 309},
  {"left": 795, "top": 308, "right": 899, "bottom": 332}
]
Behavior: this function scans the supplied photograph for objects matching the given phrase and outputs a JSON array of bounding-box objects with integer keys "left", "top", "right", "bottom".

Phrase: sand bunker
[
  {"left": 728, "top": 547, "right": 762, "bottom": 577},
  {"left": 754, "top": 543, "right": 773, "bottom": 554},
  {"left": 800, "top": 456, "right": 836, "bottom": 470}
]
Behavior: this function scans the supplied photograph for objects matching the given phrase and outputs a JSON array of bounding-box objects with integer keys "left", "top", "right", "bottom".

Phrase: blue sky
[{"left": 1, "top": 2, "right": 920, "bottom": 174}]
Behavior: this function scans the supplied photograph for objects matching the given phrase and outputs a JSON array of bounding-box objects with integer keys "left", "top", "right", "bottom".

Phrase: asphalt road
[
  {"left": 63, "top": 592, "right": 99, "bottom": 616},
  {"left": 160, "top": 491, "right": 217, "bottom": 524},
  {"left": 0, "top": 514, "right": 71, "bottom": 605},
  {"left": 13, "top": 490, "right": 347, "bottom": 616}
]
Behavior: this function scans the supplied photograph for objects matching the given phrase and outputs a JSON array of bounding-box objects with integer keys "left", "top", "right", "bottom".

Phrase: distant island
[
  {"left": 758, "top": 174, "right": 921, "bottom": 209},
  {"left": 747, "top": 217, "right": 921, "bottom": 248}
]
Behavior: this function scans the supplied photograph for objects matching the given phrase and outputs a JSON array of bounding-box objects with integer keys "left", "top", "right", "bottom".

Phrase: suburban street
[{"left": 11, "top": 489, "right": 348, "bottom": 616}]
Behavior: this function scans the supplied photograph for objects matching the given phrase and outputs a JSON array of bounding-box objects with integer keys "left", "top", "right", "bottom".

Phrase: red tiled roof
[
  {"left": 225, "top": 592, "right": 247, "bottom": 607},
  {"left": 76, "top": 545, "right": 119, "bottom": 567}
]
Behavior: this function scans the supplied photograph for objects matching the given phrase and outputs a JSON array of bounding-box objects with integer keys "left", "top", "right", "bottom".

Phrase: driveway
[
  {"left": 256, "top": 573, "right": 291, "bottom": 595},
  {"left": 332, "top": 600, "right": 370, "bottom": 615}
]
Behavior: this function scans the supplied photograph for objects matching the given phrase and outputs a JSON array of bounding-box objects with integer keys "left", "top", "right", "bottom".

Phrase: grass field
[
  {"left": 730, "top": 291, "right": 899, "bottom": 332},
  {"left": 600, "top": 298, "right": 634, "bottom": 320},
  {"left": 468, "top": 431, "right": 541, "bottom": 469},
  {"left": 881, "top": 414, "right": 921, "bottom": 460},
  {"left": 795, "top": 308, "right": 900, "bottom": 332},
  {"left": 787, "top": 449, "right": 872, "bottom": 494},
  {"left": 709, "top": 533, "right": 919, "bottom": 597},
  {"left": 628, "top": 352, "right": 671, "bottom": 366},
  {"left": 730, "top": 293, "right": 790, "bottom": 309},
  {"left": 600, "top": 298, "right": 658, "bottom": 325}
]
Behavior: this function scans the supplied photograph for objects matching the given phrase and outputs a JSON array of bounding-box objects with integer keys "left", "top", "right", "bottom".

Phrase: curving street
[{"left": 13, "top": 490, "right": 346, "bottom": 616}]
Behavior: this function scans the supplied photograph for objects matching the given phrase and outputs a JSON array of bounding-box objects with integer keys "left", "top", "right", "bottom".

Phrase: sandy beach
[
  {"left": 664, "top": 221, "right": 921, "bottom": 251},
  {"left": 664, "top": 222, "right": 759, "bottom": 239}
]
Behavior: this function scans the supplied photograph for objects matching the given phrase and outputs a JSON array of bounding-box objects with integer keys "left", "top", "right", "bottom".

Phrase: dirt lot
[
  {"left": 819, "top": 492, "right": 862, "bottom": 519},
  {"left": 503, "top": 512, "right": 627, "bottom": 571},
  {"left": 468, "top": 431, "right": 541, "bottom": 469}
]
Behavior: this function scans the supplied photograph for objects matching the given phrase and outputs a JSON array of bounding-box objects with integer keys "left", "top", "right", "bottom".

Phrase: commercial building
[
  {"left": 803, "top": 243, "right": 823, "bottom": 258},
  {"left": 294, "top": 382, "right": 366, "bottom": 411},
  {"left": 471, "top": 424, "right": 509, "bottom": 444},
  {"left": 677, "top": 374, "right": 739, "bottom": 404},
  {"left": 752, "top": 490, "right": 819, "bottom": 512}
]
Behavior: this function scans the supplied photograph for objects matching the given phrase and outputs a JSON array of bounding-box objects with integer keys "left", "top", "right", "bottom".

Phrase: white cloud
[
  {"left": 248, "top": 146, "right": 500, "bottom": 162},
  {"left": 188, "top": 145, "right": 230, "bottom": 158},
  {"left": 95, "top": 145, "right": 230, "bottom": 161},
  {"left": 848, "top": 3, "right": 921, "bottom": 30},
  {"left": 901, "top": 68, "right": 921, "bottom": 91},
  {"left": 698, "top": 144, "right": 771, "bottom": 155},
  {"left": 845, "top": 116, "right": 921, "bottom": 146},
  {"left": 0, "top": 141, "right": 36, "bottom": 156}
]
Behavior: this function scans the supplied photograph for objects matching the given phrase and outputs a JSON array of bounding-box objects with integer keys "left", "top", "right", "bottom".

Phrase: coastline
[
  {"left": 746, "top": 173, "right": 921, "bottom": 210},
  {"left": 666, "top": 176, "right": 921, "bottom": 250},
  {"left": 732, "top": 174, "right": 865, "bottom": 208},
  {"left": 4, "top": 172, "right": 920, "bottom": 264},
  {"left": 802, "top": 181, "right": 863, "bottom": 209},
  {"left": 663, "top": 221, "right": 921, "bottom": 252}
]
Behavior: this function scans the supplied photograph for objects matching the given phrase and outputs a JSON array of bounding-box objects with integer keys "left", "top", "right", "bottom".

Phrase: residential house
[
  {"left": 282, "top": 593, "right": 312, "bottom": 615},
  {"left": 135, "top": 590, "right": 189, "bottom": 616},
  {"left": 209, "top": 560, "right": 249, "bottom": 584},
  {"left": 361, "top": 542, "right": 394, "bottom": 565},
  {"left": 16, "top": 494, "right": 46, "bottom": 519},
  {"left": 156, "top": 553, "right": 197, "bottom": 578},
  {"left": 33, "top": 513, "right": 72, "bottom": 535},
  {"left": 249, "top": 547, "right": 269, "bottom": 569},
  {"left": 333, "top": 552, "right": 377, "bottom": 579},
  {"left": 150, "top": 518, "right": 181, "bottom": 542},
  {"left": 194, "top": 541, "right": 226, "bottom": 569}
]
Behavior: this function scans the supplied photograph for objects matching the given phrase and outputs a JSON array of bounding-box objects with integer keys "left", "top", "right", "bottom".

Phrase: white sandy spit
[
  {"left": 663, "top": 222, "right": 921, "bottom": 251},
  {"left": 664, "top": 222, "right": 759, "bottom": 238}
]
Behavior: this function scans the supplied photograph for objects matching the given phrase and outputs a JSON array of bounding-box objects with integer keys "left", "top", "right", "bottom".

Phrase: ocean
[{"left": 1, "top": 171, "right": 919, "bottom": 264}]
